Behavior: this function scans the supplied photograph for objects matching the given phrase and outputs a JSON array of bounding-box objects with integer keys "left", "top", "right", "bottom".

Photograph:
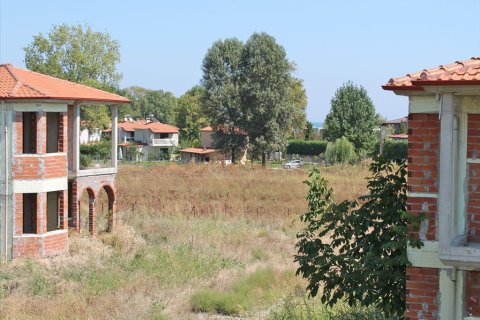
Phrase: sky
[{"left": 1, "top": 0, "right": 479, "bottom": 123}]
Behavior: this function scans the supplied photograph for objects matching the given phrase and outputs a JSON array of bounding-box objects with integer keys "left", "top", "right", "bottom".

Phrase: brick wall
[
  {"left": 405, "top": 267, "right": 439, "bottom": 320},
  {"left": 407, "top": 114, "right": 440, "bottom": 194},
  {"left": 407, "top": 197, "right": 437, "bottom": 241},
  {"left": 12, "top": 230, "right": 68, "bottom": 259},
  {"left": 12, "top": 154, "right": 67, "bottom": 180},
  {"left": 465, "top": 271, "right": 480, "bottom": 317},
  {"left": 467, "top": 114, "right": 480, "bottom": 243},
  {"left": 406, "top": 113, "right": 440, "bottom": 320},
  {"left": 70, "top": 174, "right": 117, "bottom": 234}
]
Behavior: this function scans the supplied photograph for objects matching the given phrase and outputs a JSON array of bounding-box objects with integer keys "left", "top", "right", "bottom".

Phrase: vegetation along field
[{"left": 0, "top": 163, "right": 370, "bottom": 320}]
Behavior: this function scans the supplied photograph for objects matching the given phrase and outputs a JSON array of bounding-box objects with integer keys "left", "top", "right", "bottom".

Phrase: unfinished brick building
[
  {"left": 384, "top": 57, "right": 480, "bottom": 319},
  {"left": 0, "top": 64, "right": 129, "bottom": 260}
]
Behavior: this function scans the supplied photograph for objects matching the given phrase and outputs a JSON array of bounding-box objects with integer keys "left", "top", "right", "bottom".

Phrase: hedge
[
  {"left": 383, "top": 139, "right": 407, "bottom": 161},
  {"left": 286, "top": 140, "right": 328, "bottom": 156}
]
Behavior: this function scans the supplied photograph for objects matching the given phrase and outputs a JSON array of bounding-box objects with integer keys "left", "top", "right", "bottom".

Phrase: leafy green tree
[
  {"left": 295, "top": 157, "right": 423, "bottom": 317},
  {"left": 240, "top": 33, "right": 295, "bottom": 166},
  {"left": 202, "top": 38, "right": 247, "bottom": 164},
  {"left": 325, "top": 136, "right": 355, "bottom": 164},
  {"left": 323, "top": 81, "right": 379, "bottom": 152},
  {"left": 24, "top": 23, "right": 122, "bottom": 130},
  {"left": 287, "top": 78, "right": 308, "bottom": 139},
  {"left": 124, "top": 86, "right": 177, "bottom": 124},
  {"left": 175, "top": 86, "right": 210, "bottom": 144}
]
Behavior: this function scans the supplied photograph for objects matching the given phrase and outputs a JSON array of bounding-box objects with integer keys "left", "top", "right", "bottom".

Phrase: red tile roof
[
  {"left": 382, "top": 117, "right": 408, "bottom": 125},
  {"left": 0, "top": 64, "right": 129, "bottom": 103},
  {"left": 388, "top": 134, "right": 408, "bottom": 140},
  {"left": 383, "top": 57, "right": 480, "bottom": 91},
  {"left": 200, "top": 126, "right": 213, "bottom": 132},
  {"left": 200, "top": 125, "right": 246, "bottom": 135},
  {"left": 118, "top": 120, "right": 179, "bottom": 133},
  {"left": 180, "top": 148, "right": 218, "bottom": 154}
]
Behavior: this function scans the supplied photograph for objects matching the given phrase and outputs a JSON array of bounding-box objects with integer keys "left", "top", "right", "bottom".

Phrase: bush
[
  {"left": 80, "top": 154, "right": 92, "bottom": 168},
  {"left": 324, "top": 137, "right": 355, "bottom": 164},
  {"left": 287, "top": 140, "right": 328, "bottom": 156},
  {"left": 383, "top": 139, "right": 407, "bottom": 161},
  {"left": 80, "top": 140, "right": 111, "bottom": 159},
  {"left": 295, "top": 157, "right": 423, "bottom": 317}
]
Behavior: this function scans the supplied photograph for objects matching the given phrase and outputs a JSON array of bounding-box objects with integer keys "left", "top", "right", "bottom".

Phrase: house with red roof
[
  {"left": 116, "top": 115, "right": 179, "bottom": 161},
  {"left": 384, "top": 57, "right": 480, "bottom": 319},
  {"left": 180, "top": 126, "right": 247, "bottom": 164},
  {"left": 0, "top": 63, "right": 129, "bottom": 260}
]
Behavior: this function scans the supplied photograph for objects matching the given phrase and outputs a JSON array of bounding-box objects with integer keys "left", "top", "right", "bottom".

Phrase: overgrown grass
[
  {"left": 191, "top": 268, "right": 297, "bottom": 315},
  {"left": 268, "top": 296, "right": 402, "bottom": 320},
  {"left": 0, "top": 163, "right": 370, "bottom": 319}
]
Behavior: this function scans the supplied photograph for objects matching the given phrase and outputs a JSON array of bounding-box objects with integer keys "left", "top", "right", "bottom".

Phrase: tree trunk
[
  {"left": 261, "top": 152, "right": 266, "bottom": 167},
  {"left": 231, "top": 147, "right": 236, "bottom": 164}
]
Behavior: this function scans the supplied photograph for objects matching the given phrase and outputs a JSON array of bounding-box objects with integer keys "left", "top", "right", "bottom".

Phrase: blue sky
[{"left": 1, "top": 0, "right": 479, "bottom": 122}]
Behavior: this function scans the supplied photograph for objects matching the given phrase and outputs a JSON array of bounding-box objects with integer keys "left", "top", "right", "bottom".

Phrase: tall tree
[
  {"left": 240, "top": 32, "right": 294, "bottom": 166},
  {"left": 201, "top": 38, "right": 247, "bottom": 164},
  {"left": 24, "top": 23, "right": 122, "bottom": 130},
  {"left": 287, "top": 77, "right": 308, "bottom": 139},
  {"left": 175, "top": 86, "right": 210, "bottom": 145},
  {"left": 323, "top": 81, "right": 379, "bottom": 152},
  {"left": 124, "top": 86, "right": 177, "bottom": 124}
]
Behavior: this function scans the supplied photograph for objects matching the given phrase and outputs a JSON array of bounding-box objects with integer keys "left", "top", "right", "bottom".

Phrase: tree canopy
[
  {"left": 240, "top": 32, "right": 295, "bottom": 166},
  {"left": 174, "top": 86, "right": 210, "bottom": 145},
  {"left": 201, "top": 38, "right": 246, "bottom": 163},
  {"left": 323, "top": 81, "right": 379, "bottom": 152},
  {"left": 124, "top": 86, "right": 177, "bottom": 124},
  {"left": 24, "top": 23, "right": 122, "bottom": 130}
]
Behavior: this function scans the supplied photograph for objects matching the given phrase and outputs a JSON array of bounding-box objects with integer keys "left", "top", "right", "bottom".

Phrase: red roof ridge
[
  {"left": 383, "top": 57, "right": 480, "bottom": 91},
  {"left": 0, "top": 64, "right": 130, "bottom": 103},
  {"left": 6, "top": 64, "right": 45, "bottom": 97}
]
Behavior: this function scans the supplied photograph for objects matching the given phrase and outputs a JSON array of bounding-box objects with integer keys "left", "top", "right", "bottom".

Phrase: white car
[{"left": 283, "top": 160, "right": 302, "bottom": 169}]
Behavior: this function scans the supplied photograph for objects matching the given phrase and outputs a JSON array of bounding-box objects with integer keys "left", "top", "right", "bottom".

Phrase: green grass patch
[
  {"left": 191, "top": 268, "right": 295, "bottom": 315},
  {"left": 267, "top": 296, "right": 402, "bottom": 320}
]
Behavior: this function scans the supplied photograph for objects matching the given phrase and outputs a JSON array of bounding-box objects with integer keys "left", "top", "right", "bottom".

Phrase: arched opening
[
  {"left": 79, "top": 188, "right": 95, "bottom": 235},
  {"left": 96, "top": 185, "right": 115, "bottom": 233}
]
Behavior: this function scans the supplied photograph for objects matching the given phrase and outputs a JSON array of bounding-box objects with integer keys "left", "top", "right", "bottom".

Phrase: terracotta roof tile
[
  {"left": 383, "top": 57, "right": 480, "bottom": 90},
  {"left": 118, "top": 120, "right": 179, "bottom": 133},
  {"left": 0, "top": 63, "right": 129, "bottom": 103},
  {"left": 180, "top": 148, "right": 218, "bottom": 154}
]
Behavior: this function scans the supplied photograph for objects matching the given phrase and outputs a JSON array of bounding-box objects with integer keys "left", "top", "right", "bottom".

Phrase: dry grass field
[{"left": 0, "top": 163, "right": 369, "bottom": 320}]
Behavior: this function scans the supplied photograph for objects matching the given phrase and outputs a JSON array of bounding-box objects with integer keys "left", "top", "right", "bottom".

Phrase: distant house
[
  {"left": 79, "top": 128, "right": 102, "bottom": 145},
  {"left": 116, "top": 116, "right": 179, "bottom": 161},
  {"left": 381, "top": 117, "right": 408, "bottom": 138},
  {"left": 180, "top": 126, "right": 247, "bottom": 164}
]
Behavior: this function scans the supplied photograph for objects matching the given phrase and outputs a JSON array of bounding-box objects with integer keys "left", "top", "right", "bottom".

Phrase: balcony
[{"left": 151, "top": 138, "right": 177, "bottom": 147}]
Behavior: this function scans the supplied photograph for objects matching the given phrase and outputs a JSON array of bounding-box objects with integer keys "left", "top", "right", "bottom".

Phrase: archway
[
  {"left": 79, "top": 188, "right": 95, "bottom": 235},
  {"left": 96, "top": 185, "right": 115, "bottom": 233}
]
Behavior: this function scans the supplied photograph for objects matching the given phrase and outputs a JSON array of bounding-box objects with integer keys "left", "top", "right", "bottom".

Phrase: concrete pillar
[
  {"left": 111, "top": 105, "right": 118, "bottom": 169},
  {"left": 73, "top": 103, "right": 80, "bottom": 173}
]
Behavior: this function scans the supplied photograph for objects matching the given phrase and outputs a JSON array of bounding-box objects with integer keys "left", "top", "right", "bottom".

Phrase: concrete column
[
  {"left": 111, "top": 105, "right": 118, "bottom": 169},
  {"left": 73, "top": 103, "right": 80, "bottom": 173},
  {"left": 438, "top": 93, "right": 456, "bottom": 248}
]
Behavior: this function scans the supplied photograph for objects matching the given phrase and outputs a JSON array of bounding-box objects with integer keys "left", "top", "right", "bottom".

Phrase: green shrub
[
  {"left": 191, "top": 268, "right": 280, "bottom": 315},
  {"left": 383, "top": 139, "right": 407, "bottom": 161},
  {"left": 80, "top": 154, "right": 92, "bottom": 168},
  {"left": 324, "top": 137, "right": 355, "bottom": 164},
  {"left": 287, "top": 140, "right": 328, "bottom": 156},
  {"left": 80, "top": 140, "right": 111, "bottom": 159}
]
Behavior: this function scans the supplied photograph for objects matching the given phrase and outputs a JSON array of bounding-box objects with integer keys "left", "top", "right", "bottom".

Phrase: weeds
[{"left": 0, "top": 164, "right": 369, "bottom": 319}]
